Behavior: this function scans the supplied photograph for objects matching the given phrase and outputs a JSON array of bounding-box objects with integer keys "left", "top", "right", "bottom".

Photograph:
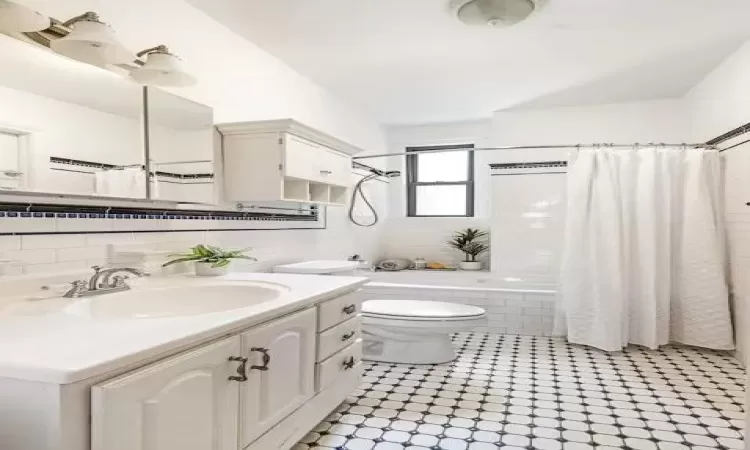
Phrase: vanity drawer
[
  {"left": 316, "top": 339, "right": 363, "bottom": 391},
  {"left": 318, "top": 291, "right": 361, "bottom": 331},
  {"left": 317, "top": 316, "right": 361, "bottom": 362}
]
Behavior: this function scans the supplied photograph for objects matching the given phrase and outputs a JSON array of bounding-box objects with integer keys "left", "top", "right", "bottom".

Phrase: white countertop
[{"left": 0, "top": 273, "right": 367, "bottom": 385}]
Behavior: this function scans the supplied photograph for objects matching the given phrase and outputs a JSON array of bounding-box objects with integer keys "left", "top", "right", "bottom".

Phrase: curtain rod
[{"left": 352, "top": 143, "right": 715, "bottom": 160}]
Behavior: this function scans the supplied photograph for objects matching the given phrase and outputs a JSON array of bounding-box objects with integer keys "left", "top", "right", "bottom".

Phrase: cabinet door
[
  {"left": 323, "top": 149, "right": 353, "bottom": 187},
  {"left": 91, "top": 337, "right": 242, "bottom": 450},
  {"left": 284, "top": 134, "right": 324, "bottom": 182},
  {"left": 240, "top": 308, "right": 317, "bottom": 446}
]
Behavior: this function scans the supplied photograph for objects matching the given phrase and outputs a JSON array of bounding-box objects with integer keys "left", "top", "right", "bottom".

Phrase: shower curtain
[{"left": 555, "top": 147, "right": 734, "bottom": 351}]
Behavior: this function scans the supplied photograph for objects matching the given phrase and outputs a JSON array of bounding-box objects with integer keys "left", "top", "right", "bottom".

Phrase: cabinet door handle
[
  {"left": 342, "top": 304, "right": 356, "bottom": 315},
  {"left": 250, "top": 347, "right": 271, "bottom": 371},
  {"left": 228, "top": 356, "right": 248, "bottom": 382},
  {"left": 341, "top": 356, "right": 356, "bottom": 371},
  {"left": 320, "top": 170, "right": 332, "bottom": 175},
  {"left": 341, "top": 331, "right": 356, "bottom": 342}
]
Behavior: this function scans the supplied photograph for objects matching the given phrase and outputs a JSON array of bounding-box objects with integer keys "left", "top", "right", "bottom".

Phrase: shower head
[{"left": 384, "top": 170, "right": 401, "bottom": 178}]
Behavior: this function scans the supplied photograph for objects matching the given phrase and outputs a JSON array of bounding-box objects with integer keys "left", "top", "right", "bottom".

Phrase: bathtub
[{"left": 358, "top": 270, "right": 557, "bottom": 336}]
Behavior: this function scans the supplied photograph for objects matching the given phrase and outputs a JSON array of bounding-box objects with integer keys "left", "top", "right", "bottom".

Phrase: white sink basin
[{"left": 66, "top": 282, "right": 289, "bottom": 319}]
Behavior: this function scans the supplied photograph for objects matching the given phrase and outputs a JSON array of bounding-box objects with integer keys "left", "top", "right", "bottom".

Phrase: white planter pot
[
  {"left": 459, "top": 261, "right": 482, "bottom": 271},
  {"left": 195, "top": 262, "right": 229, "bottom": 277}
]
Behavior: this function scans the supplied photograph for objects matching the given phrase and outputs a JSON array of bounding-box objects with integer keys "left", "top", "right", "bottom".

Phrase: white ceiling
[{"left": 189, "top": 0, "right": 750, "bottom": 125}]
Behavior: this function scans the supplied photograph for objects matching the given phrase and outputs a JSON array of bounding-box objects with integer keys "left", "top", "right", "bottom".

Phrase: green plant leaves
[
  {"left": 447, "top": 228, "right": 489, "bottom": 262},
  {"left": 162, "top": 245, "right": 256, "bottom": 267}
]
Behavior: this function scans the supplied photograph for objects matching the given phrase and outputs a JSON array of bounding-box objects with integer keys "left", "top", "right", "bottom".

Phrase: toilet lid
[{"left": 363, "top": 300, "right": 486, "bottom": 320}]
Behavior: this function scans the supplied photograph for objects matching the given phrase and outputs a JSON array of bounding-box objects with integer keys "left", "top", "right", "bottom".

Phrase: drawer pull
[
  {"left": 320, "top": 170, "right": 332, "bottom": 175},
  {"left": 342, "top": 304, "right": 356, "bottom": 315},
  {"left": 342, "top": 356, "right": 356, "bottom": 371},
  {"left": 228, "top": 356, "right": 248, "bottom": 382},
  {"left": 341, "top": 331, "right": 356, "bottom": 342},
  {"left": 250, "top": 347, "right": 271, "bottom": 371}
]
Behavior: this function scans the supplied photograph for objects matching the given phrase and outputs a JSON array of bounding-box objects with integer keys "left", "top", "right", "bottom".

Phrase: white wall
[
  {"left": 381, "top": 121, "right": 492, "bottom": 267},
  {"left": 685, "top": 41, "right": 750, "bottom": 142},
  {"left": 685, "top": 41, "right": 750, "bottom": 366},
  {"left": 0, "top": 0, "right": 390, "bottom": 274},
  {"left": 21, "top": 0, "right": 386, "bottom": 155},
  {"left": 489, "top": 99, "right": 690, "bottom": 286},
  {"left": 380, "top": 101, "right": 690, "bottom": 276}
]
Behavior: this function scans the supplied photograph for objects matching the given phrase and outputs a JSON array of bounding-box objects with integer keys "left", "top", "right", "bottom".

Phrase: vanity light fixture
[
  {"left": 130, "top": 45, "right": 197, "bottom": 87},
  {"left": 50, "top": 11, "right": 133, "bottom": 66},
  {"left": 0, "top": 0, "right": 49, "bottom": 32}
]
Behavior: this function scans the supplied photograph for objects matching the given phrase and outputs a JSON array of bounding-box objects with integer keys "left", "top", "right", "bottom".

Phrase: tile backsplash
[{"left": 0, "top": 205, "right": 383, "bottom": 276}]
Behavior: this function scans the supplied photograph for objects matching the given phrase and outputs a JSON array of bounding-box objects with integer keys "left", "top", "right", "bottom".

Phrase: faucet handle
[
  {"left": 91, "top": 265, "right": 102, "bottom": 273},
  {"left": 111, "top": 275, "right": 129, "bottom": 288},
  {"left": 63, "top": 280, "right": 88, "bottom": 298}
]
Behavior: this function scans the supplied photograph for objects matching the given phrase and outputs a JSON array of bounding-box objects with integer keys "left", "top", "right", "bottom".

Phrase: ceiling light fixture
[
  {"left": 131, "top": 45, "right": 196, "bottom": 87},
  {"left": 0, "top": 0, "right": 49, "bottom": 32},
  {"left": 50, "top": 11, "right": 133, "bottom": 66},
  {"left": 450, "top": 0, "right": 541, "bottom": 27}
]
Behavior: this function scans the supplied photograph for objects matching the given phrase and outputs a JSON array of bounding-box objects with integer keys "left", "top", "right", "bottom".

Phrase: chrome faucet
[{"left": 63, "top": 266, "right": 150, "bottom": 298}]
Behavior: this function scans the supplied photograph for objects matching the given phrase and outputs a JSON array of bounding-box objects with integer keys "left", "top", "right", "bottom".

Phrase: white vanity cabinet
[
  {"left": 218, "top": 119, "right": 363, "bottom": 205},
  {"left": 239, "top": 308, "right": 317, "bottom": 446},
  {"left": 91, "top": 337, "right": 241, "bottom": 450},
  {"left": 0, "top": 286, "right": 364, "bottom": 450}
]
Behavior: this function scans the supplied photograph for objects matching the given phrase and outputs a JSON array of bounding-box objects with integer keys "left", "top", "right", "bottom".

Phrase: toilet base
[{"left": 362, "top": 330, "right": 457, "bottom": 365}]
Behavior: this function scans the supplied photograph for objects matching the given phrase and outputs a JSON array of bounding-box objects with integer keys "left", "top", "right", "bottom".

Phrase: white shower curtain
[{"left": 555, "top": 147, "right": 734, "bottom": 351}]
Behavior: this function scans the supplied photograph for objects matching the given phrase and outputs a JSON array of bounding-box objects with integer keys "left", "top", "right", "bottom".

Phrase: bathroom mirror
[
  {"left": 145, "top": 87, "right": 215, "bottom": 204},
  {"left": 0, "top": 34, "right": 147, "bottom": 199}
]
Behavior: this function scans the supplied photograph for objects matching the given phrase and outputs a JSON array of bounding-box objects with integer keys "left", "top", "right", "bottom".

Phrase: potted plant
[
  {"left": 448, "top": 228, "right": 489, "bottom": 271},
  {"left": 163, "top": 245, "right": 256, "bottom": 276}
]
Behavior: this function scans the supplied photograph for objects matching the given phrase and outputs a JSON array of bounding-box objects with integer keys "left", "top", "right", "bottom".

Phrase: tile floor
[{"left": 294, "top": 332, "right": 746, "bottom": 450}]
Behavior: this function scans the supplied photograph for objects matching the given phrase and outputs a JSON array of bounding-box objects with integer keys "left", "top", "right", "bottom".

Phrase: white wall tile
[
  {"left": 2, "top": 248, "right": 56, "bottom": 264},
  {"left": 0, "top": 236, "right": 20, "bottom": 251},
  {"left": 21, "top": 234, "right": 86, "bottom": 249},
  {"left": 56, "top": 246, "right": 108, "bottom": 263}
]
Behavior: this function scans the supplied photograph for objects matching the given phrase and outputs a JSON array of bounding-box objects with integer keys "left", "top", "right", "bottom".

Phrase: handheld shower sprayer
[{"left": 349, "top": 169, "right": 400, "bottom": 227}]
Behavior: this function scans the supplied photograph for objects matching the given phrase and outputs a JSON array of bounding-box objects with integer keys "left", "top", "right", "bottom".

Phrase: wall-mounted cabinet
[{"left": 218, "top": 120, "right": 363, "bottom": 206}]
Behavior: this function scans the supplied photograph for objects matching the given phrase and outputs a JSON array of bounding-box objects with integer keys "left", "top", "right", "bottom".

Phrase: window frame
[{"left": 406, "top": 144, "right": 475, "bottom": 217}]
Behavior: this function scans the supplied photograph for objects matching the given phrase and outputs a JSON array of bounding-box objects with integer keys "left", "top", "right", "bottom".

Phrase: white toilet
[
  {"left": 362, "top": 300, "right": 487, "bottom": 365},
  {"left": 273, "top": 261, "right": 488, "bottom": 365}
]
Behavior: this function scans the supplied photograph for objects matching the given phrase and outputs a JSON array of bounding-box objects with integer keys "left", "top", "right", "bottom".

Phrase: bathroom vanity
[{"left": 0, "top": 273, "right": 366, "bottom": 450}]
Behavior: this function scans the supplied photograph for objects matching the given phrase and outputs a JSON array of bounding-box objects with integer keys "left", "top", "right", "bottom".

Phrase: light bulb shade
[
  {"left": 130, "top": 52, "right": 196, "bottom": 87},
  {"left": 50, "top": 20, "right": 133, "bottom": 66},
  {"left": 0, "top": 0, "right": 49, "bottom": 32},
  {"left": 452, "top": 0, "right": 536, "bottom": 27}
]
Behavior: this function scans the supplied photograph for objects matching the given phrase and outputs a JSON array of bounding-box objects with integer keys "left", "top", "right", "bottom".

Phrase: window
[{"left": 406, "top": 144, "right": 475, "bottom": 217}]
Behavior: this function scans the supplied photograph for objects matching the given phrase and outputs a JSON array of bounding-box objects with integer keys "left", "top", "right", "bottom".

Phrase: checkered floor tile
[{"left": 294, "top": 332, "right": 746, "bottom": 450}]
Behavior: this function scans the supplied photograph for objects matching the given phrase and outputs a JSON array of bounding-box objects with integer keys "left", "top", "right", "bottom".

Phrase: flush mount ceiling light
[
  {"left": 50, "top": 11, "right": 133, "bottom": 66},
  {"left": 450, "top": 0, "right": 542, "bottom": 27},
  {"left": 0, "top": 0, "right": 49, "bottom": 32},
  {"left": 130, "top": 45, "right": 196, "bottom": 87}
]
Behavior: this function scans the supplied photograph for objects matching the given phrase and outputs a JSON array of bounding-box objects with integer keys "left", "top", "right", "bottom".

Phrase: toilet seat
[
  {"left": 363, "top": 300, "right": 486, "bottom": 321},
  {"left": 362, "top": 300, "right": 487, "bottom": 364}
]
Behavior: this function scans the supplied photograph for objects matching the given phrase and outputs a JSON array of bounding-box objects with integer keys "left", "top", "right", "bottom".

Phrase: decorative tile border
[
  {"left": 490, "top": 161, "right": 567, "bottom": 169},
  {"left": 490, "top": 161, "right": 568, "bottom": 176},
  {"left": 50, "top": 157, "right": 214, "bottom": 179},
  {"left": 0, "top": 201, "right": 321, "bottom": 235}
]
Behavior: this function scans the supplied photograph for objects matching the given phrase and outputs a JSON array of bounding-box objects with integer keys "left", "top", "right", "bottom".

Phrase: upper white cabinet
[
  {"left": 218, "top": 119, "right": 364, "bottom": 205},
  {"left": 91, "top": 337, "right": 241, "bottom": 450}
]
